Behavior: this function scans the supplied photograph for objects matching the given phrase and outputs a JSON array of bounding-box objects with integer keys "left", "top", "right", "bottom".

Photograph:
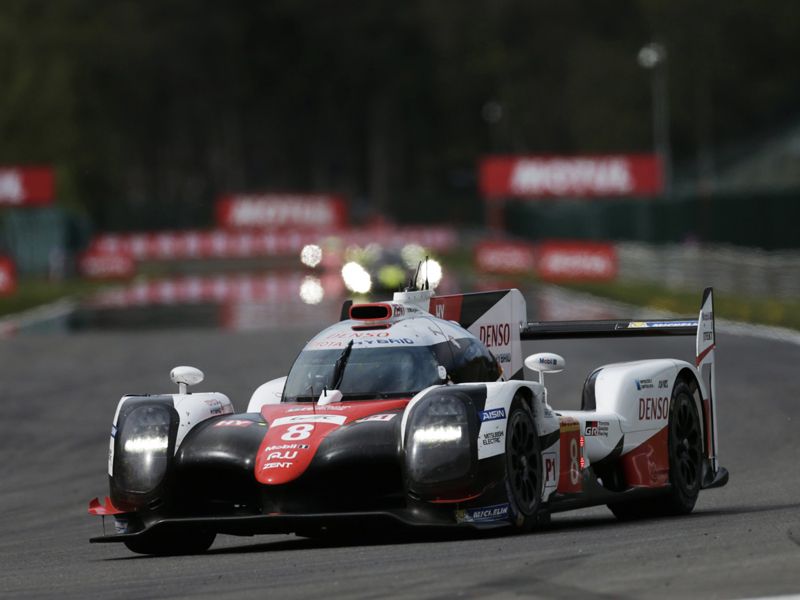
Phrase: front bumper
[{"left": 90, "top": 507, "right": 508, "bottom": 544}]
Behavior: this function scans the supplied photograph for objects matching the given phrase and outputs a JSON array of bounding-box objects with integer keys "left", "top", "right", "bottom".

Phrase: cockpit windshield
[{"left": 283, "top": 346, "right": 441, "bottom": 401}]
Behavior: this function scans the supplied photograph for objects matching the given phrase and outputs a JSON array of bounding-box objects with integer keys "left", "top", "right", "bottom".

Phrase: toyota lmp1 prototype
[{"left": 89, "top": 287, "right": 728, "bottom": 555}]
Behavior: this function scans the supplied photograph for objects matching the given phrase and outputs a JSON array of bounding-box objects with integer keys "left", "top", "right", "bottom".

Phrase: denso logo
[
  {"left": 479, "top": 408, "right": 506, "bottom": 422},
  {"left": 639, "top": 397, "right": 669, "bottom": 420},
  {"left": 327, "top": 330, "right": 390, "bottom": 339},
  {"left": 479, "top": 323, "right": 510, "bottom": 348}
]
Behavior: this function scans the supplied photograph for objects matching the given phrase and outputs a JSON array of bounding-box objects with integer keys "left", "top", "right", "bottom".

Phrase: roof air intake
[{"left": 349, "top": 303, "right": 391, "bottom": 321}]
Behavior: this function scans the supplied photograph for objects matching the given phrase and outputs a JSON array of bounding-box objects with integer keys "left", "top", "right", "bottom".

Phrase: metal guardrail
[{"left": 617, "top": 242, "right": 800, "bottom": 299}]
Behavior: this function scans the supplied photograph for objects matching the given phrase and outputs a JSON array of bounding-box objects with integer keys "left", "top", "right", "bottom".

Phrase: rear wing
[{"left": 521, "top": 318, "right": 698, "bottom": 340}]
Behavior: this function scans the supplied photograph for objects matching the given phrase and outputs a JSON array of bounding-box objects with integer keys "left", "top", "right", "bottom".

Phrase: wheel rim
[
  {"left": 507, "top": 410, "right": 540, "bottom": 515},
  {"left": 672, "top": 394, "right": 702, "bottom": 490}
]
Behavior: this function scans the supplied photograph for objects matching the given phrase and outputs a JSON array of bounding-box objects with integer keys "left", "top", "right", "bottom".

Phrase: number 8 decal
[
  {"left": 569, "top": 437, "right": 580, "bottom": 485},
  {"left": 557, "top": 419, "right": 582, "bottom": 494},
  {"left": 281, "top": 424, "right": 314, "bottom": 441}
]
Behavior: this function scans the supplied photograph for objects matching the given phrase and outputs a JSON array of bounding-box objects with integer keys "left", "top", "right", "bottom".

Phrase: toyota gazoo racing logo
[{"left": 459, "top": 503, "right": 511, "bottom": 523}]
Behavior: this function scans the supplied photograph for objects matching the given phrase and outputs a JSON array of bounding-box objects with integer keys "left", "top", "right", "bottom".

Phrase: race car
[{"left": 89, "top": 287, "right": 728, "bottom": 555}]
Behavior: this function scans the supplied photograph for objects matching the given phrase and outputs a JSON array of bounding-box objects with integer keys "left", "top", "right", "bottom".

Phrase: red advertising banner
[
  {"left": 479, "top": 155, "right": 662, "bottom": 199},
  {"left": 78, "top": 250, "right": 136, "bottom": 280},
  {"left": 474, "top": 240, "right": 536, "bottom": 274},
  {"left": 0, "top": 166, "right": 55, "bottom": 206},
  {"left": 536, "top": 241, "right": 618, "bottom": 282},
  {"left": 0, "top": 256, "right": 17, "bottom": 295},
  {"left": 88, "top": 226, "right": 457, "bottom": 262},
  {"left": 216, "top": 194, "right": 348, "bottom": 229},
  {"left": 88, "top": 272, "right": 344, "bottom": 308}
]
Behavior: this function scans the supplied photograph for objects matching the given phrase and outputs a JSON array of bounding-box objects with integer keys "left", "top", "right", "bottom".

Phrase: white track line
[{"left": 0, "top": 298, "right": 77, "bottom": 336}]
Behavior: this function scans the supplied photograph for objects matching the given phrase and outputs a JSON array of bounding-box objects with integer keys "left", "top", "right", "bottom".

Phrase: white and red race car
[{"left": 90, "top": 287, "right": 728, "bottom": 555}]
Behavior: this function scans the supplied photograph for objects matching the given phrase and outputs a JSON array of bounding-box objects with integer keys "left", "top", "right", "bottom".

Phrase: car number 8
[
  {"left": 569, "top": 437, "right": 580, "bottom": 485},
  {"left": 281, "top": 424, "right": 314, "bottom": 441}
]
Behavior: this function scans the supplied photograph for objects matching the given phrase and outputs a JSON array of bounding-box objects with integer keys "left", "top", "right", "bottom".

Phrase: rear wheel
[
  {"left": 123, "top": 529, "right": 216, "bottom": 555},
  {"left": 505, "top": 396, "right": 548, "bottom": 530},
  {"left": 609, "top": 380, "right": 703, "bottom": 520}
]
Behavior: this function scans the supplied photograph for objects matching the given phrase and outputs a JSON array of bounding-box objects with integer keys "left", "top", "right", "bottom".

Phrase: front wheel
[
  {"left": 505, "top": 395, "right": 548, "bottom": 531},
  {"left": 608, "top": 380, "right": 703, "bottom": 520}
]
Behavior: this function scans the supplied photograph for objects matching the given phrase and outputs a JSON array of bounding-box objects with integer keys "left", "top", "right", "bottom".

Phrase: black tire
[
  {"left": 608, "top": 380, "right": 703, "bottom": 520},
  {"left": 505, "top": 396, "right": 548, "bottom": 531},
  {"left": 123, "top": 529, "right": 216, "bottom": 556}
]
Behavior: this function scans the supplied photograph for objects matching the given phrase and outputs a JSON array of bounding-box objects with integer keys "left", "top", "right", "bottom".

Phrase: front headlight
[
  {"left": 407, "top": 394, "right": 473, "bottom": 485},
  {"left": 115, "top": 404, "right": 172, "bottom": 494}
]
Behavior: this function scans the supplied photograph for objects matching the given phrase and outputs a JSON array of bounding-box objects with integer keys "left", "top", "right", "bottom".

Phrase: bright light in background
[
  {"left": 300, "top": 244, "right": 323, "bottom": 268},
  {"left": 415, "top": 258, "right": 443, "bottom": 289},
  {"left": 341, "top": 261, "right": 372, "bottom": 294},
  {"left": 343, "top": 244, "right": 363, "bottom": 263},
  {"left": 401, "top": 243, "right": 426, "bottom": 269},
  {"left": 299, "top": 276, "right": 324, "bottom": 304},
  {"left": 363, "top": 242, "right": 382, "bottom": 262}
]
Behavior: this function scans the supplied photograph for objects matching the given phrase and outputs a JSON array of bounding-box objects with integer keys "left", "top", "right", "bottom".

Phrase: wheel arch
[{"left": 675, "top": 367, "right": 709, "bottom": 460}]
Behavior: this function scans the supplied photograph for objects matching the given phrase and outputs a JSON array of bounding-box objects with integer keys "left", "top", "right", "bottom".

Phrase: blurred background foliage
[{"left": 1, "top": 0, "right": 799, "bottom": 231}]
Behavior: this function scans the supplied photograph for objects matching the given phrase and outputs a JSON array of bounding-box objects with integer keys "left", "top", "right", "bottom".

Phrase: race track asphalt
[{"left": 1, "top": 324, "right": 799, "bottom": 599}]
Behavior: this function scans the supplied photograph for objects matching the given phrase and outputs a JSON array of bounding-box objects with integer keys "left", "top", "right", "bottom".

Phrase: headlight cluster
[
  {"left": 406, "top": 394, "right": 473, "bottom": 485},
  {"left": 115, "top": 404, "right": 173, "bottom": 494}
]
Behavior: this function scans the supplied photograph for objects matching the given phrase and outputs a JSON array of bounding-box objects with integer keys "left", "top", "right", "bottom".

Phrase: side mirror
[
  {"left": 170, "top": 366, "right": 204, "bottom": 394},
  {"left": 524, "top": 352, "right": 565, "bottom": 384}
]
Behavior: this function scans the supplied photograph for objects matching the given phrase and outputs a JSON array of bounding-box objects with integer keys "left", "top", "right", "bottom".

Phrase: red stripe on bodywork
[
  {"left": 428, "top": 492, "right": 483, "bottom": 504},
  {"left": 621, "top": 426, "right": 670, "bottom": 487},
  {"left": 695, "top": 344, "right": 715, "bottom": 366},
  {"left": 557, "top": 417, "right": 582, "bottom": 494},
  {"left": 429, "top": 295, "right": 463, "bottom": 321},
  {"left": 256, "top": 400, "right": 408, "bottom": 485}
]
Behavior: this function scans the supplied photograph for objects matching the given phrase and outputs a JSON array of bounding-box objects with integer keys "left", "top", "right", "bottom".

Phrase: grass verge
[
  {"left": 562, "top": 281, "right": 800, "bottom": 331},
  {"left": 0, "top": 279, "right": 107, "bottom": 318}
]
